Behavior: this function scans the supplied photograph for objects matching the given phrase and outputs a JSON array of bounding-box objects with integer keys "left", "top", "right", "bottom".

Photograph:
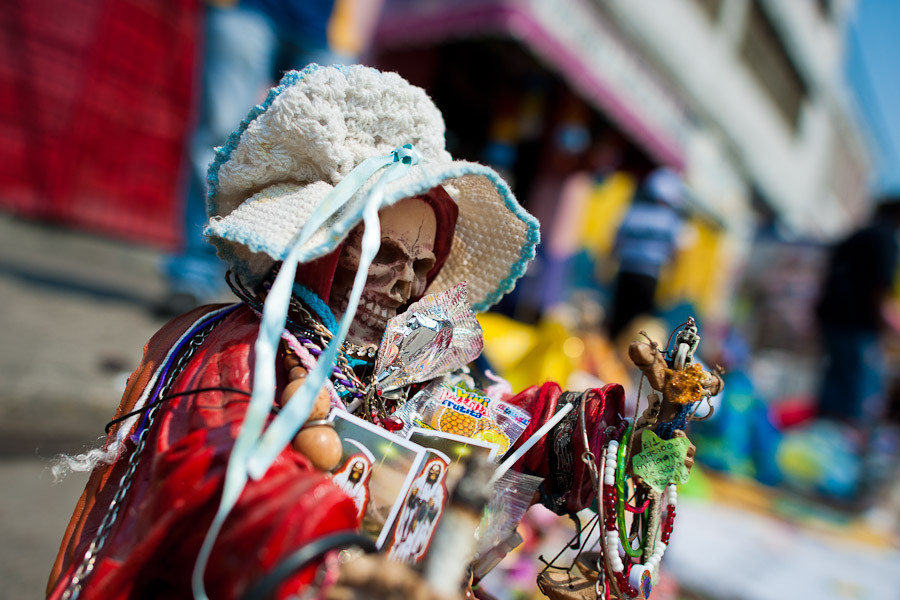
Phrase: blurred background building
[
  {"left": 0, "top": 0, "right": 876, "bottom": 322},
  {"left": 367, "top": 0, "right": 874, "bottom": 403},
  {"left": 2, "top": 1, "right": 900, "bottom": 598}
]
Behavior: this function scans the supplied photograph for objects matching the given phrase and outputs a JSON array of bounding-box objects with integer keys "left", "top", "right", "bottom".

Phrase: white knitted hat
[{"left": 204, "top": 64, "right": 539, "bottom": 312}]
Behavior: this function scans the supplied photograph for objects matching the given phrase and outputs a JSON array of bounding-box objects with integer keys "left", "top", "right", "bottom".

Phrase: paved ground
[
  {"left": 0, "top": 215, "right": 173, "bottom": 596},
  {"left": 1, "top": 460, "right": 87, "bottom": 597}
]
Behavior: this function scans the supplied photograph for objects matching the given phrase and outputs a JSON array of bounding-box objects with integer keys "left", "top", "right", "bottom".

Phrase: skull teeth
[{"left": 333, "top": 288, "right": 399, "bottom": 337}]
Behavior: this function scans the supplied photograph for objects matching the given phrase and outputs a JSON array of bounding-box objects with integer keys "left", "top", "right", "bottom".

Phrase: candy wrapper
[
  {"left": 393, "top": 376, "right": 531, "bottom": 458},
  {"left": 373, "top": 282, "right": 483, "bottom": 392},
  {"left": 475, "top": 469, "right": 544, "bottom": 560}
]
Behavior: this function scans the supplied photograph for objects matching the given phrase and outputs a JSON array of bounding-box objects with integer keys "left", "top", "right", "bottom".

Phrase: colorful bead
[
  {"left": 382, "top": 415, "right": 404, "bottom": 432},
  {"left": 291, "top": 425, "right": 342, "bottom": 471},
  {"left": 628, "top": 565, "right": 652, "bottom": 599},
  {"left": 289, "top": 366, "right": 308, "bottom": 380}
]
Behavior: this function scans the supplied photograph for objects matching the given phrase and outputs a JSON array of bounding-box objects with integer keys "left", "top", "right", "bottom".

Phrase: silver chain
[
  {"left": 286, "top": 299, "right": 368, "bottom": 393},
  {"left": 62, "top": 320, "right": 220, "bottom": 600}
]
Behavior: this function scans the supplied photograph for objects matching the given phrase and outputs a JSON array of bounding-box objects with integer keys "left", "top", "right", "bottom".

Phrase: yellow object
[
  {"left": 579, "top": 172, "right": 636, "bottom": 259},
  {"left": 656, "top": 219, "right": 730, "bottom": 318},
  {"left": 480, "top": 312, "right": 629, "bottom": 392},
  {"left": 433, "top": 407, "right": 479, "bottom": 437},
  {"left": 494, "top": 319, "right": 575, "bottom": 392},
  {"left": 327, "top": 0, "right": 358, "bottom": 55},
  {"left": 478, "top": 312, "right": 541, "bottom": 375},
  {"left": 664, "top": 363, "right": 706, "bottom": 404},
  {"left": 474, "top": 426, "right": 511, "bottom": 455},
  {"left": 327, "top": 0, "right": 384, "bottom": 57}
]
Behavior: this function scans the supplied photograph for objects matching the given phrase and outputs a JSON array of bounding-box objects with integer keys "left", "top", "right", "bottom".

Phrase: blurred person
[
  {"left": 607, "top": 167, "right": 686, "bottom": 339},
  {"left": 815, "top": 196, "right": 900, "bottom": 429},
  {"left": 158, "top": 0, "right": 344, "bottom": 315}
]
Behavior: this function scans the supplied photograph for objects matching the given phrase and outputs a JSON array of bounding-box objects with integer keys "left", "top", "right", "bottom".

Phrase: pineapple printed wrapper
[{"left": 394, "top": 378, "right": 530, "bottom": 459}]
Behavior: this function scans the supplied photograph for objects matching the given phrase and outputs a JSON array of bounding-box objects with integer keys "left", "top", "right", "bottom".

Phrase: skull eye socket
[
  {"left": 414, "top": 256, "right": 435, "bottom": 277},
  {"left": 373, "top": 241, "right": 407, "bottom": 265}
]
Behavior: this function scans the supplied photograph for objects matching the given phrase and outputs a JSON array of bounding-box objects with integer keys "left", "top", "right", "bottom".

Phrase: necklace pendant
[
  {"left": 342, "top": 341, "right": 378, "bottom": 362},
  {"left": 383, "top": 414, "right": 404, "bottom": 432}
]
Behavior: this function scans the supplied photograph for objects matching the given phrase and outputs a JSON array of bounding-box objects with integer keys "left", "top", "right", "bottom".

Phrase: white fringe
[
  {"left": 50, "top": 440, "right": 124, "bottom": 482},
  {"left": 49, "top": 305, "right": 237, "bottom": 483}
]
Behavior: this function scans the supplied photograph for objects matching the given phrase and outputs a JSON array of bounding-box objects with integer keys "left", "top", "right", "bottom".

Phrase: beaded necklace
[
  {"left": 226, "top": 272, "right": 372, "bottom": 405},
  {"left": 595, "top": 425, "right": 679, "bottom": 600}
]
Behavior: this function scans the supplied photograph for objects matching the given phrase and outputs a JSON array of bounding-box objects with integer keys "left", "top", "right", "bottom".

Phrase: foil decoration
[{"left": 373, "top": 282, "right": 484, "bottom": 392}]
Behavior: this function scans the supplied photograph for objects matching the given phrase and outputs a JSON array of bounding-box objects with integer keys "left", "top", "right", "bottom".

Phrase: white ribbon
[{"left": 192, "top": 144, "right": 421, "bottom": 599}]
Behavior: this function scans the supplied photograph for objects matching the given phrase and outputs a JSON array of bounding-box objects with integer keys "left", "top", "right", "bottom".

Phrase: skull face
[
  {"left": 329, "top": 197, "right": 437, "bottom": 345},
  {"left": 426, "top": 463, "right": 443, "bottom": 484},
  {"left": 349, "top": 460, "right": 366, "bottom": 483}
]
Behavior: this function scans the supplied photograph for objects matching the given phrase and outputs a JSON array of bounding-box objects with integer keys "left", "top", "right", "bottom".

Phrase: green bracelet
[{"left": 616, "top": 424, "right": 644, "bottom": 558}]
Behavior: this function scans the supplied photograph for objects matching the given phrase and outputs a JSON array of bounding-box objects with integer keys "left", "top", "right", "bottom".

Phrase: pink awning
[{"left": 374, "top": 0, "right": 688, "bottom": 169}]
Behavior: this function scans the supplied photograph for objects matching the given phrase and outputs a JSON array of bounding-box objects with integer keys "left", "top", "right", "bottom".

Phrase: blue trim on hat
[
  {"left": 468, "top": 166, "right": 541, "bottom": 312},
  {"left": 205, "top": 64, "right": 321, "bottom": 216}
]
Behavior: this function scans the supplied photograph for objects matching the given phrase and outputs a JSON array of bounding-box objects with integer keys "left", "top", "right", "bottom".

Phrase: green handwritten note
[{"left": 631, "top": 429, "right": 692, "bottom": 493}]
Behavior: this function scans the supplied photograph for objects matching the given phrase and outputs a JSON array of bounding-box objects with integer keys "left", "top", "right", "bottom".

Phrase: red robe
[{"left": 48, "top": 305, "right": 358, "bottom": 600}]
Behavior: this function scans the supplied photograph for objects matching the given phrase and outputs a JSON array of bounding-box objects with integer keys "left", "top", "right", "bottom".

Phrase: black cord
[
  {"left": 104, "top": 386, "right": 252, "bottom": 434},
  {"left": 225, "top": 270, "right": 317, "bottom": 338},
  {"left": 538, "top": 512, "right": 588, "bottom": 573},
  {"left": 241, "top": 531, "right": 377, "bottom": 600}
]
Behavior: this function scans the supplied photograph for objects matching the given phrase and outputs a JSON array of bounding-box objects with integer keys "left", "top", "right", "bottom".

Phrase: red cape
[{"left": 48, "top": 305, "right": 358, "bottom": 599}]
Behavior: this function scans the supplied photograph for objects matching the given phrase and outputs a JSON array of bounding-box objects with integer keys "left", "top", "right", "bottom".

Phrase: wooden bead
[
  {"left": 280, "top": 378, "right": 305, "bottom": 408},
  {"left": 289, "top": 366, "right": 309, "bottom": 380},
  {"left": 292, "top": 425, "right": 342, "bottom": 471},
  {"left": 310, "top": 388, "right": 332, "bottom": 420},
  {"left": 284, "top": 352, "right": 302, "bottom": 371},
  {"left": 279, "top": 379, "right": 333, "bottom": 421}
]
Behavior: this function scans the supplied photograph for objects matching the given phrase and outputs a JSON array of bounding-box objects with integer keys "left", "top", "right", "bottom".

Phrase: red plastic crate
[{"left": 0, "top": 0, "right": 201, "bottom": 248}]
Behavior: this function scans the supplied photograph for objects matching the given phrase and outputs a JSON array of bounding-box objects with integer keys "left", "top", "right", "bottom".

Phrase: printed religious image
[
  {"left": 330, "top": 411, "right": 427, "bottom": 548},
  {"left": 383, "top": 429, "right": 500, "bottom": 565},
  {"left": 385, "top": 455, "right": 448, "bottom": 565},
  {"left": 408, "top": 428, "right": 500, "bottom": 490}
]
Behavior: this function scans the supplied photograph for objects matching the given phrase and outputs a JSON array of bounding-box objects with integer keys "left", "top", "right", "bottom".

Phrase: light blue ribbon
[{"left": 192, "top": 144, "right": 421, "bottom": 599}]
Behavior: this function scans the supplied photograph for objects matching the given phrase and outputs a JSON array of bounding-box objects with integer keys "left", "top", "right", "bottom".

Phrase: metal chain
[
  {"left": 286, "top": 299, "right": 369, "bottom": 391},
  {"left": 230, "top": 272, "right": 374, "bottom": 417},
  {"left": 229, "top": 272, "right": 373, "bottom": 400},
  {"left": 61, "top": 319, "right": 221, "bottom": 600},
  {"left": 594, "top": 552, "right": 605, "bottom": 599}
]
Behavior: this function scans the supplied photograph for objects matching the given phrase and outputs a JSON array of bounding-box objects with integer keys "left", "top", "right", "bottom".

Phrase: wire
[{"left": 104, "top": 386, "right": 252, "bottom": 434}]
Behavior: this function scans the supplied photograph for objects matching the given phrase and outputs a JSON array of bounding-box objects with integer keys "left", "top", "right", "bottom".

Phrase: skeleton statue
[{"left": 48, "top": 65, "right": 720, "bottom": 600}]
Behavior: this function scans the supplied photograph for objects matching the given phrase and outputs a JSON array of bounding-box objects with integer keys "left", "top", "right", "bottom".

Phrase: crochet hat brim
[{"left": 206, "top": 159, "right": 539, "bottom": 313}]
